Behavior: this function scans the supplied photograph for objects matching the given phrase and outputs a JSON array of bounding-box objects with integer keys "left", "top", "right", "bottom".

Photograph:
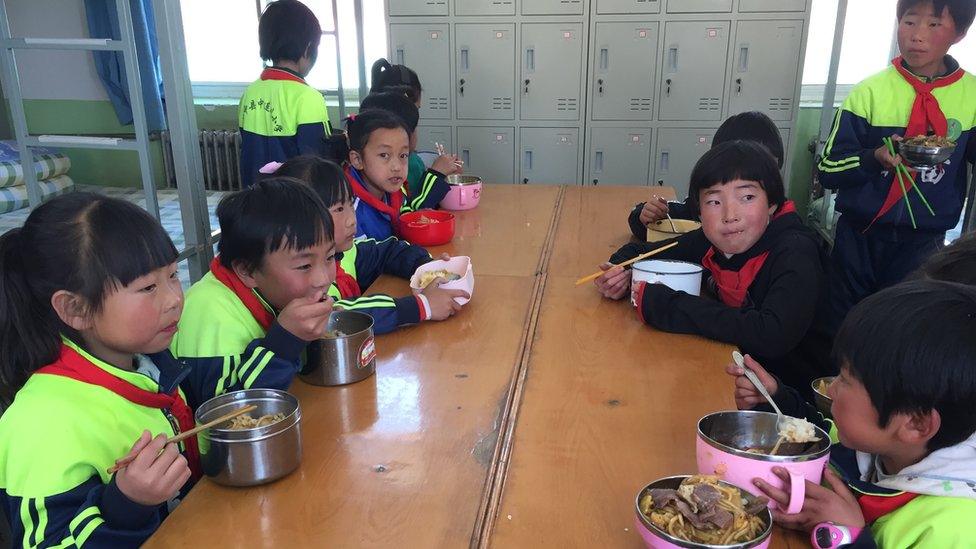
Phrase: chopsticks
[
  {"left": 883, "top": 137, "right": 936, "bottom": 230},
  {"left": 435, "top": 142, "right": 464, "bottom": 169},
  {"left": 106, "top": 404, "right": 257, "bottom": 474},
  {"left": 575, "top": 241, "right": 679, "bottom": 286}
]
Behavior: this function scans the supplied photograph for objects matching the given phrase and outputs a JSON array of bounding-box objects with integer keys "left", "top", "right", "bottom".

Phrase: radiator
[{"left": 161, "top": 129, "right": 242, "bottom": 191}]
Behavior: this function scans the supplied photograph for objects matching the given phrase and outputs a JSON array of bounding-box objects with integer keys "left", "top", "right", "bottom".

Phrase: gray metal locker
[
  {"left": 653, "top": 128, "right": 716, "bottom": 198},
  {"left": 522, "top": 0, "right": 584, "bottom": 15},
  {"left": 457, "top": 127, "right": 516, "bottom": 183},
  {"left": 519, "top": 128, "right": 579, "bottom": 184},
  {"left": 739, "top": 0, "right": 806, "bottom": 12},
  {"left": 666, "top": 0, "right": 731, "bottom": 13},
  {"left": 415, "top": 126, "right": 453, "bottom": 154},
  {"left": 659, "top": 21, "right": 730, "bottom": 122},
  {"left": 455, "top": 0, "right": 515, "bottom": 16},
  {"left": 728, "top": 20, "right": 803, "bottom": 121},
  {"left": 587, "top": 127, "right": 652, "bottom": 186},
  {"left": 597, "top": 0, "right": 660, "bottom": 14},
  {"left": 390, "top": 24, "right": 451, "bottom": 120},
  {"left": 388, "top": 0, "right": 448, "bottom": 16},
  {"left": 456, "top": 25, "right": 516, "bottom": 120},
  {"left": 520, "top": 23, "right": 583, "bottom": 121},
  {"left": 591, "top": 23, "right": 658, "bottom": 121}
]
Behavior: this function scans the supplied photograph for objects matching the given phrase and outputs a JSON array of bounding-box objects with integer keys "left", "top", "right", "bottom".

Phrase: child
[
  {"left": 370, "top": 58, "right": 423, "bottom": 102},
  {"left": 171, "top": 178, "right": 336, "bottom": 388},
  {"left": 239, "top": 0, "right": 331, "bottom": 187},
  {"left": 818, "top": 0, "right": 976, "bottom": 329},
  {"left": 917, "top": 230, "right": 976, "bottom": 284},
  {"left": 270, "top": 156, "right": 468, "bottom": 333},
  {"left": 0, "top": 193, "right": 257, "bottom": 546},
  {"left": 325, "top": 109, "right": 450, "bottom": 240},
  {"left": 596, "top": 140, "right": 833, "bottom": 396},
  {"left": 360, "top": 91, "right": 462, "bottom": 200},
  {"left": 629, "top": 111, "right": 786, "bottom": 239},
  {"left": 727, "top": 280, "right": 976, "bottom": 547}
]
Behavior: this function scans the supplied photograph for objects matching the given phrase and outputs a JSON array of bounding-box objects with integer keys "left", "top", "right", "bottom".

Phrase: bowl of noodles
[
  {"left": 410, "top": 255, "right": 474, "bottom": 306},
  {"left": 647, "top": 219, "right": 701, "bottom": 243},
  {"left": 635, "top": 475, "right": 772, "bottom": 548},
  {"left": 396, "top": 210, "right": 455, "bottom": 246},
  {"left": 896, "top": 135, "right": 956, "bottom": 170},
  {"left": 195, "top": 388, "right": 302, "bottom": 487},
  {"left": 811, "top": 377, "right": 834, "bottom": 418}
]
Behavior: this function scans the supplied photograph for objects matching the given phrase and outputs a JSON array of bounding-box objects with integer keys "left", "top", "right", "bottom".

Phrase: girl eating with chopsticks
[{"left": 595, "top": 140, "right": 834, "bottom": 397}]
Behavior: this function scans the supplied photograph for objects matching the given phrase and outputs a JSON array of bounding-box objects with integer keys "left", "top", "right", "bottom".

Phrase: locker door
[
  {"left": 521, "top": 23, "right": 583, "bottom": 121},
  {"left": 520, "top": 128, "right": 579, "bottom": 185},
  {"left": 597, "top": 0, "right": 660, "bottom": 15},
  {"left": 666, "top": 0, "right": 731, "bottom": 13},
  {"left": 659, "top": 22, "right": 729, "bottom": 121},
  {"left": 457, "top": 127, "right": 515, "bottom": 183},
  {"left": 415, "top": 126, "right": 453, "bottom": 154},
  {"left": 390, "top": 24, "right": 451, "bottom": 120},
  {"left": 653, "top": 128, "right": 716, "bottom": 198},
  {"left": 591, "top": 22, "right": 657, "bottom": 121},
  {"left": 388, "top": 0, "right": 448, "bottom": 16},
  {"left": 728, "top": 21, "right": 803, "bottom": 121},
  {"left": 456, "top": 25, "right": 515, "bottom": 120},
  {"left": 455, "top": 0, "right": 515, "bottom": 16},
  {"left": 740, "top": 0, "right": 806, "bottom": 12},
  {"left": 588, "top": 128, "right": 652, "bottom": 186},
  {"left": 522, "top": 0, "right": 584, "bottom": 15}
]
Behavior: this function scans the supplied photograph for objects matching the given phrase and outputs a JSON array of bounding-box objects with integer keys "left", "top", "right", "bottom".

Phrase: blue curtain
[{"left": 84, "top": 0, "right": 166, "bottom": 131}]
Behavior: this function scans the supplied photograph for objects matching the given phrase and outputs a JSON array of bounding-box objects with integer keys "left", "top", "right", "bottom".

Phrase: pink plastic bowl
[
  {"left": 409, "top": 256, "right": 474, "bottom": 306},
  {"left": 439, "top": 175, "right": 482, "bottom": 211}
]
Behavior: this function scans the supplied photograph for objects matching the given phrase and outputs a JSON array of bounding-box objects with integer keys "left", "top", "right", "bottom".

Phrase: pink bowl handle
[{"left": 785, "top": 469, "right": 806, "bottom": 515}]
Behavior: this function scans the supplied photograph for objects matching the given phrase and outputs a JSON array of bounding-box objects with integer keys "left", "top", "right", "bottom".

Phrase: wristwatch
[{"left": 812, "top": 522, "right": 863, "bottom": 548}]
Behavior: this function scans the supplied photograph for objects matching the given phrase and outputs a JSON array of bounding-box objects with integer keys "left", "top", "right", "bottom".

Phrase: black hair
[
  {"left": 686, "top": 140, "right": 786, "bottom": 214},
  {"left": 274, "top": 155, "right": 352, "bottom": 209},
  {"left": 259, "top": 0, "right": 322, "bottom": 64},
  {"left": 832, "top": 280, "right": 976, "bottom": 452},
  {"left": 216, "top": 177, "right": 334, "bottom": 273},
  {"left": 714, "top": 111, "right": 785, "bottom": 169},
  {"left": 918, "top": 232, "right": 976, "bottom": 285},
  {"left": 370, "top": 58, "right": 422, "bottom": 98},
  {"left": 323, "top": 109, "right": 410, "bottom": 164},
  {"left": 897, "top": 0, "right": 976, "bottom": 35},
  {"left": 0, "top": 192, "right": 177, "bottom": 403},
  {"left": 381, "top": 84, "right": 421, "bottom": 105},
  {"left": 360, "top": 91, "right": 420, "bottom": 133}
]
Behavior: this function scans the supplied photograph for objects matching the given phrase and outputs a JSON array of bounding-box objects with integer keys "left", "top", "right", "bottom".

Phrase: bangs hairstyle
[
  {"left": 370, "top": 58, "right": 422, "bottom": 97},
  {"left": 360, "top": 91, "right": 420, "bottom": 133},
  {"left": 687, "top": 140, "right": 786, "bottom": 214},
  {"left": 832, "top": 280, "right": 976, "bottom": 451},
  {"left": 274, "top": 155, "right": 352, "bottom": 208},
  {"left": 714, "top": 111, "right": 785, "bottom": 169},
  {"left": 918, "top": 232, "right": 976, "bottom": 285},
  {"left": 259, "top": 0, "right": 322, "bottom": 63},
  {"left": 323, "top": 109, "right": 410, "bottom": 164},
  {"left": 217, "top": 177, "right": 334, "bottom": 272},
  {"left": 897, "top": 0, "right": 976, "bottom": 34}
]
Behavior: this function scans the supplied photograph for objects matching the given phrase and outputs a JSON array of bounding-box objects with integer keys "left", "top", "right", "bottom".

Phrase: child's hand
[
  {"left": 432, "top": 154, "right": 462, "bottom": 176},
  {"left": 639, "top": 196, "right": 669, "bottom": 226},
  {"left": 724, "top": 353, "right": 779, "bottom": 410},
  {"left": 278, "top": 292, "right": 334, "bottom": 341},
  {"left": 753, "top": 467, "right": 865, "bottom": 532},
  {"left": 874, "top": 134, "right": 903, "bottom": 171},
  {"left": 115, "top": 431, "right": 191, "bottom": 506},
  {"left": 436, "top": 253, "right": 451, "bottom": 262},
  {"left": 594, "top": 263, "right": 631, "bottom": 300},
  {"left": 421, "top": 282, "right": 469, "bottom": 320}
]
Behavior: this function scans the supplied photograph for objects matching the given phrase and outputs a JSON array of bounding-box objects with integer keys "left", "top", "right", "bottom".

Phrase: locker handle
[
  {"left": 460, "top": 48, "right": 470, "bottom": 72},
  {"left": 592, "top": 179, "right": 599, "bottom": 186},
  {"left": 667, "top": 46, "right": 678, "bottom": 72},
  {"left": 739, "top": 45, "right": 749, "bottom": 72},
  {"left": 599, "top": 48, "right": 609, "bottom": 71},
  {"left": 660, "top": 151, "right": 670, "bottom": 172},
  {"left": 736, "top": 78, "right": 742, "bottom": 94},
  {"left": 526, "top": 48, "right": 535, "bottom": 72},
  {"left": 598, "top": 78, "right": 604, "bottom": 94},
  {"left": 657, "top": 179, "right": 664, "bottom": 187},
  {"left": 665, "top": 78, "right": 672, "bottom": 97},
  {"left": 524, "top": 150, "right": 533, "bottom": 170},
  {"left": 396, "top": 48, "right": 405, "bottom": 65},
  {"left": 595, "top": 151, "right": 604, "bottom": 172},
  {"left": 461, "top": 149, "right": 470, "bottom": 166},
  {"left": 459, "top": 78, "right": 465, "bottom": 96},
  {"left": 524, "top": 79, "right": 530, "bottom": 94},
  {"left": 522, "top": 178, "right": 529, "bottom": 185}
]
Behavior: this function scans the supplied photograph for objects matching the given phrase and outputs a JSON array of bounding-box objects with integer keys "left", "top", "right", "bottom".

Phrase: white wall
[{"left": 5, "top": 0, "right": 108, "bottom": 101}]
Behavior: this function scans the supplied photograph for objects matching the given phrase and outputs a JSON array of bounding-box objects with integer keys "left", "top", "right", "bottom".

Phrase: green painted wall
[{"left": 787, "top": 106, "right": 823, "bottom": 218}]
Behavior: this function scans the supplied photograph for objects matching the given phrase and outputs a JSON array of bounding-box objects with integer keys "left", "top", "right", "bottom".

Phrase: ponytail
[{"left": 369, "top": 58, "right": 422, "bottom": 98}]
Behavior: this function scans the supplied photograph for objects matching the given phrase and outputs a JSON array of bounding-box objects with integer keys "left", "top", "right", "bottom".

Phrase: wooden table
[{"left": 148, "top": 185, "right": 806, "bottom": 548}]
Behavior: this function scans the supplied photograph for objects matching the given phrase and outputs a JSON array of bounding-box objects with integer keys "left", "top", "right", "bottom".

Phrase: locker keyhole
[
  {"left": 598, "top": 79, "right": 604, "bottom": 94},
  {"left": 665, "top": 78, "right": 672, "bottom": 96},
  {"left": 459, "top": 78, "right": 465, "bottom": 96},
  {"left": 736, "top": 78, "right": 742, "bottom": 94},
  {"left": 522, "top": 178, "right": 529, "bottom": 185},
  {"left": 524, "top": 79, "right": 530, "bottom": 94},
  {"left": 592, "top": 179, "right": 598, "bottom": 186}
]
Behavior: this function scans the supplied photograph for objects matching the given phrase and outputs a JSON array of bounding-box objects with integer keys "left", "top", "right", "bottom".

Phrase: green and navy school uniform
[
  {"left": 0, "top": 337, "right": 250, "bottom": 548},
  {"left": 346, "top": 165, "right": 450, "bottom": 240},
  {"left": 328, "top": 236, "right": 434, "bottom": 334},
  {"left": 238, "top": 67, "right": 332, "bottom": 188},
  {"left": 170, "top": 258, "right": 308, "bottom": 393}
]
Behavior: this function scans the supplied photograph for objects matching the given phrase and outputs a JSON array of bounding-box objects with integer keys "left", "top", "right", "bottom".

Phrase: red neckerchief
[
  {"left": 700, "top": 201, "right": 797, "bottom": 308},
  {"left": 333, "top": 260, "right": 361, "bottom": 298},
  {"left": 208, "top": 257, "right": 275, "bottom": 331},
  {"left": 260, "top": 67, "right": 307, "bottom": 84},
  {"left": 36, "top": 344, "right": 201, "bottom": 480},
  {"left": 345, "top": 165, "right": 404, "bottom": 223},
  {"left": 870, "top": 58, "right": 965, "bottom": 226},
  {"left": 858, "top": 492, "right": 920, "bottom": 524}
]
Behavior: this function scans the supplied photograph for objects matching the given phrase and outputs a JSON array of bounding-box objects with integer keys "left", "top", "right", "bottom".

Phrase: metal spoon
[
  {"left": 665, "top": 211, "right": 678, "bottom": 233},
  {"left": 733, "top": 350, "right": 787, "bottom": 429}
]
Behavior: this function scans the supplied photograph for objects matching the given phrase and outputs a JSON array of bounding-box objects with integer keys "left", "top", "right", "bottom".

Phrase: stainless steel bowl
[
  {"left": 698, "top": 411, "right": 830, "bottom": 462},
  {"left": 196, "top": 389, "right": 302, "bottom": 487},
  {"left": 897, "top": 142, "right": 956, "bottom": 170},
  {"left": 635, "top": 475, "right": 772, "bottom": 549},
  {"left": 301, "top": 311, "right": 376, "bottom": 386},
  {"left": 811, "top": 377, "right": 835, "bottom": 418},
  {"left": 446, "top": 174, "right": 482, "bottom": 186}
]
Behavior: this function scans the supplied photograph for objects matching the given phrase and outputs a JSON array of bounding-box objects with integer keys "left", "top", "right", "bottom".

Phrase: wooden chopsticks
[{"left": 575, "top": 241, "right": 679, "bottom": 286}]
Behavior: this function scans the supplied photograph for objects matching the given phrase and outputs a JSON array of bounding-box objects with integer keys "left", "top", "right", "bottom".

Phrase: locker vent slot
[
  {"left": 698, "top": 97, "right": 720, "bottom": 112},
  {"left": 491, "top": 0, "right": 513, "bottom": 5},
  {"left": 492, "top": 97, "right": 513, "bottom": 110},
  {"left": 425, "top": 0, "right": 446, "bottom": 5},
  {"left": 556, "top": 98, "right": 579, "bottom": 112},
  {"left": 558, "top": 0, "right": 582, "bottom": 3},
  {"left": 428, "top": 97, "right": 449, "bottom": 111},
  {"left": 768, "top": 98, "right": 793, "bottom": 112},
  {"left": 629, "top": 98, "right": 652, "bottom": 112}
]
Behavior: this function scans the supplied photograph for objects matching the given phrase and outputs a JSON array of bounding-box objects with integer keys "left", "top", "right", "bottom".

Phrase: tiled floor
[{"left": 0, "top": 185, "right": 226, "bottom": 287}]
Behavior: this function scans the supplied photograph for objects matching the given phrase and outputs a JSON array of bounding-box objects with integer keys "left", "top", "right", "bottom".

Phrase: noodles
[
  {"left": 225, "top": 412, "right": 286, "bottom": 430},
  {"left": 322, "top": 329, "right": 348, "bottom": 339},
  {"left": 778, "top": 416, "right": 820, "bottom": 444},
  {"left": 639, "top": 475, "right": 767, "bottom": 545},
  {"left": 418, "top": 269, "right": 461, "bottom": 289},
  {"left": 902, "top": 135, "right": 955, "bottom": 148}
]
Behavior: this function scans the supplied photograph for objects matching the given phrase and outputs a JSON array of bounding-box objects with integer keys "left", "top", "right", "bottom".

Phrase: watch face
[{"left": 814, "top": 526, "right": 835, "bottom": 548}]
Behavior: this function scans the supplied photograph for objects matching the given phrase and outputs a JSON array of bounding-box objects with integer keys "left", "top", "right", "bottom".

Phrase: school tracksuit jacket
[{"left": 346, "top": 165, "right": 450, "bottom": 241}]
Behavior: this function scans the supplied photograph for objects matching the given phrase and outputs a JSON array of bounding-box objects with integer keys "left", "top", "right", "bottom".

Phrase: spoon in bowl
[{"left": 732, "top": 350, "right": 789, "bottom": 454}]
